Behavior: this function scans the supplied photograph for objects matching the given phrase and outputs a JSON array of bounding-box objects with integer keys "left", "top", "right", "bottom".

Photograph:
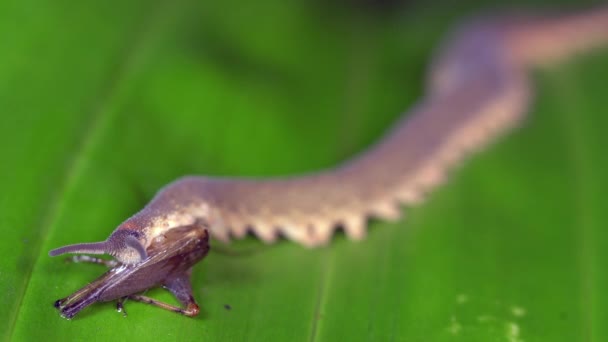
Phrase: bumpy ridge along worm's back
[
  {"left": 126, "top": 7, "right": 608, "bottom": 248},
  {"left": 50, "top": 7, "right": 608, "bottom": 257}
]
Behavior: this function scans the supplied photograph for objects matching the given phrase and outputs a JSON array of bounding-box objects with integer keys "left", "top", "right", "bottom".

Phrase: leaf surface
[{"left": 1, "top": 0, "right": 607, "bottom": 341}]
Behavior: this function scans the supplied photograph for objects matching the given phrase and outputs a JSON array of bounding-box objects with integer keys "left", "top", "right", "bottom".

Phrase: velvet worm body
[{"left": 48, "top": 7, "right": 608, "bottom": 319}]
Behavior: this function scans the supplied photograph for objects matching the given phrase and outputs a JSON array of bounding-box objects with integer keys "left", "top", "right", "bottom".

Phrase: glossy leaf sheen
[{"left": 1, "top": 0, "right": 607, "bottom": 340}]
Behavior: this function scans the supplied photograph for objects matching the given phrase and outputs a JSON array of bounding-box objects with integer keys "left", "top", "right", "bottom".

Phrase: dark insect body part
[{"left": 51, "top": 223, "right": 209, "bottom": 319}]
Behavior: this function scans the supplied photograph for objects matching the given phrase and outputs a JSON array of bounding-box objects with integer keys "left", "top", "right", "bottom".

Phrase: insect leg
[
  {"left": 162, "top": 272, "right": 201, "bottom": 317},
  {"left": 116, "top": 297, "right": 128, "bottom": 317},
  {"left": 125, "top": 293, "right": 200, "bottom": 317},
  {"left": 66, "top": 255, "right": 119, "bottom": 267}
]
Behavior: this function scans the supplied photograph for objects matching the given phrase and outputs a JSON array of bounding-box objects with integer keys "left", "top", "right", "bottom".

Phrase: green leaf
[{"left": 2, "top": 0, "right": 607, "bottom": 340}]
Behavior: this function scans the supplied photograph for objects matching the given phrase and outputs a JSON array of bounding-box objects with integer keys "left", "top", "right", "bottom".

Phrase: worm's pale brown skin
[{"left": 48, "top": 7, "right": 608, "bottom": 319}]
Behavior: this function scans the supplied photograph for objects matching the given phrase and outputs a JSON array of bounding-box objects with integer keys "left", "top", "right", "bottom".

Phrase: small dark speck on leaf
[{"left": 224, "top": 304, "right": 232, "bottom": 311}]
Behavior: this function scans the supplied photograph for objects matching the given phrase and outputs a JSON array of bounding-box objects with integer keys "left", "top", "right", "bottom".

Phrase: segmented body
[
  {"left": 129, "top": 8, "right": 608, "bottom": 248},
  {"left": 49, "top": 8, "right": 608, "bottom": 253}
]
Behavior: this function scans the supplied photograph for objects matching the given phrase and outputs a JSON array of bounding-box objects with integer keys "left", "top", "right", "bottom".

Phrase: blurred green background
[{"left": 1, "top": 0, "right": 607, "bottom": 340}]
